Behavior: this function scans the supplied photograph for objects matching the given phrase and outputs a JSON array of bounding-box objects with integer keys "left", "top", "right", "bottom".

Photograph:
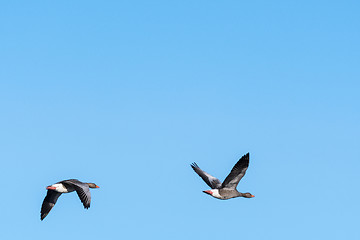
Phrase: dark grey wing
[
  {"left": 41, "top": 190, "right": 62, "bottom": 220},
  {"left": 61, "top": 179, "right": 82, "bottom": 185},
  {"left": 68, "top": 181, "right": 91, "bottom": 209},
  {"left": 191, "top": 162, "right": 222, "bottom": 189},
  {"left": 221, "top": 153, "right": 250, "bottom": 189}
]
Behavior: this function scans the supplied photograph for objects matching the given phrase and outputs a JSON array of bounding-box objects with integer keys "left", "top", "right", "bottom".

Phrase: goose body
[
  {"left": 191, "top": 153, "right": 254, "bottom": 200},
  {"left": 40, "top": 179, "right": 99, "bottom": 220}
]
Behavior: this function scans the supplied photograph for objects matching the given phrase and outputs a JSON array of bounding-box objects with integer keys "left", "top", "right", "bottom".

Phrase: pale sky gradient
[{"left": 0, "top": 1, "right": 359, "bottom": 240}]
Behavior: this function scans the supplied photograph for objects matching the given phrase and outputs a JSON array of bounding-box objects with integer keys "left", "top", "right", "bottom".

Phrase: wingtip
[{"left": 241, "top": 152, "right": 250, "bottom": 160}]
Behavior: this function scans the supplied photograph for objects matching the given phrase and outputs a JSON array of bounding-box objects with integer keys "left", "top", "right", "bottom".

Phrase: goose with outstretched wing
[
  {"left": 40, "top": 179, "right": 99, "bottom": 220},
  {"left": 191, "top": 153, "right": 254, "bottom": 200}
]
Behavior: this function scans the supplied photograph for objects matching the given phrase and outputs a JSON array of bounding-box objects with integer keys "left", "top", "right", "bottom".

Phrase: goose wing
[
  {"left": 64, "top": 179, "right": 91, "bottom": 209},
  {"left": 221, "top": 153, "right": 250, "bottom": 189},
  {"left": 41, "top": 190, "right": 62, "bottom": 220},
  {"left": 191, "top": 162, "right": 222, "bottom": 189}
]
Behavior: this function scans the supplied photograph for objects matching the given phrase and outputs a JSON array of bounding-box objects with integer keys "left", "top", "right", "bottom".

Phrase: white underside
[
  {"left": 52, "top": 183, "right": 69, "bottom": 193},
  {"left": 210, "top": 189, "right": 222, "bottom": 199}
]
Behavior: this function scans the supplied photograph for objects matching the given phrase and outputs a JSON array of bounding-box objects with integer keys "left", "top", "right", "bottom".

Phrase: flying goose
[
  {"left": 191, "top": 153, "right": 254, "bottom": 200},
  {"left": 41, "top": 179, "right": 99, "bottom": 220}
]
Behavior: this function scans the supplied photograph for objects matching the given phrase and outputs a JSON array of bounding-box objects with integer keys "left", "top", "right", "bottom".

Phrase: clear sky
[{"left": 0, "top": 1, "right": 359, "bottom": 239}]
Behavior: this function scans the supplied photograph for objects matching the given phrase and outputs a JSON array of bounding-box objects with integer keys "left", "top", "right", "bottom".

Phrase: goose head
[
  {"left": 87, "top": 183, "right": 100, "bottom": 188},
  {"left": 242, "top": 192, "right": 255, "bottom": 198}
]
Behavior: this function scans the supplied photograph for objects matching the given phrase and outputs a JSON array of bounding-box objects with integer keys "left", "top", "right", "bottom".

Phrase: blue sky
[{"left": 0, "top": 1, "right": 359, "bottom": 239}]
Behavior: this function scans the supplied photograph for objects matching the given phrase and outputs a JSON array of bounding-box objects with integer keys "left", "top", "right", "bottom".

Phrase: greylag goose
[
  {"left": 191, "top": 153, "right": 254, "bottom": 200},
  {"left": 41, "top": 179, "right": 99, "bottom": 220}
]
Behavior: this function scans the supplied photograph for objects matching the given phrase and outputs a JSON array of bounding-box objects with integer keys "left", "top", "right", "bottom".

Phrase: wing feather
[
  {"left": 72, "top": 183, "right": 91, "bottom": 209},
  {"left": 40, "top": 190, "right": 62, "bottom": 220},
  {"left": 221, "top": 153, "right": 250, "bottom": 189},
  {"left": 191, "top": 162, "right": 222, "bottom": 189}
]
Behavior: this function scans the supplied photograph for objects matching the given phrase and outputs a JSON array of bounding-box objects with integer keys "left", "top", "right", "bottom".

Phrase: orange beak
[
  {"left": 251, "top": 195, "right": 255, "bottom": 198},
  {"left": 203, "top": 190, "right": 213, "bottom": 195},
  {"left": 96, "top": 186, "right": 100, "bottom": 188},
  {"left": 46, "top": 186, "right": 56, "bottom": 190}
]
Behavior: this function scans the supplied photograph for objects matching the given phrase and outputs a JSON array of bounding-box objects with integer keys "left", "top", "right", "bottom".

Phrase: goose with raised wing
[
  {"left": 40, "top": 179, "right": 100, "bottom": 220},
  {"left": 191, "top": 153, "right": 254, "bottom": 200}
]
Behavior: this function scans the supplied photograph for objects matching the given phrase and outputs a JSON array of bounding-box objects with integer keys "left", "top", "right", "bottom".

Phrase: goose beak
[
  {"left": 46, "top": 186, "right": 56, "bottom": 190},
  {"left": 251, "top": 195, "right": 255, "bottom": 198},
  {"left": 96, "top": 186, "right": 100, "bottom": 188}
]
